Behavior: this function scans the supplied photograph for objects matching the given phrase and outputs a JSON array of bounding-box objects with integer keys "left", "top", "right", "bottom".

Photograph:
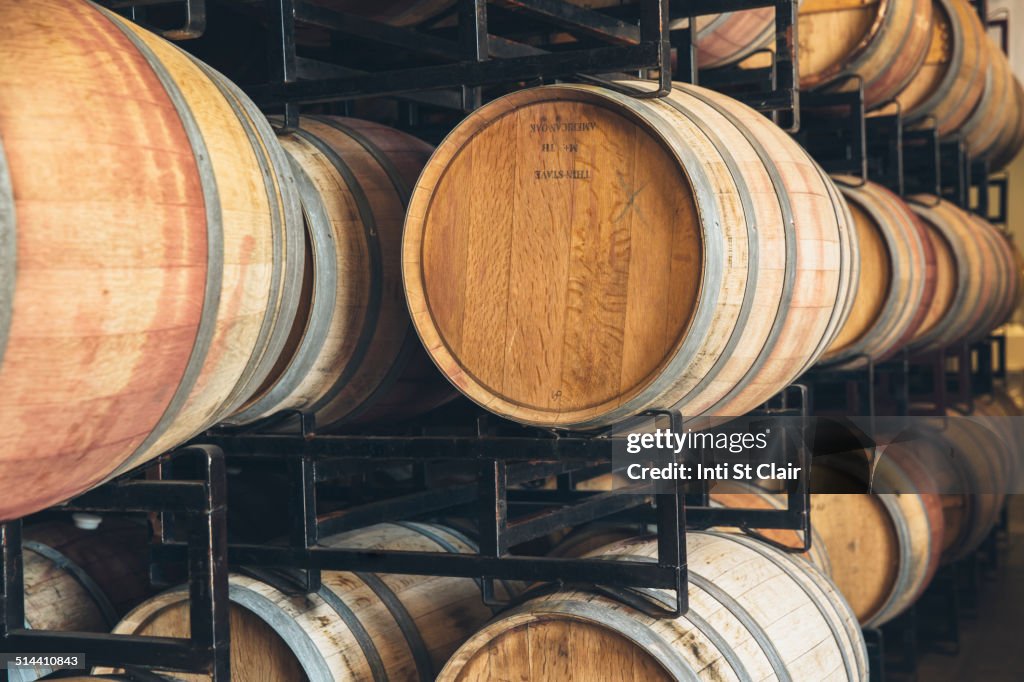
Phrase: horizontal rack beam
[
  {"left": 154, "top": 544, "right": 683, "bottom": 587},
  {"left": 246, "top": 42, "right": 664, "bottom": 105}
]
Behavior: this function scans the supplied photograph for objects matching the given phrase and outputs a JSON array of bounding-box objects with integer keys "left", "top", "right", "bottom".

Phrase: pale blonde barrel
[
  {"left": 99, "top": 523, "right": 509, "bottom": 681},
  {"left": 403, "top": 82, "right": 857, "bottom": 429},
  {"left": 440, "top": 532, "right": 868, "bottom": 681}
]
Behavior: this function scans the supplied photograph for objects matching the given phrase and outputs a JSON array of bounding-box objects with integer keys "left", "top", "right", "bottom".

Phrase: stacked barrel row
[
  {"left": 800, "top": 0, "right": 1024, "bottom": 169},
  {"left": 17, "top": 514, "right": 868, "bottom": 681},
  {"left": 12, "top": 517, "right": 518, "bottom": 681},
  {"left": 401, "top": 83, "right": 1022, "bottom": 428},
  {"left": 322, "top": 0, "right": 1024, "bottom": 165},
  {"left": 0, "top": 0, "right": 455, "bottom": 521}
]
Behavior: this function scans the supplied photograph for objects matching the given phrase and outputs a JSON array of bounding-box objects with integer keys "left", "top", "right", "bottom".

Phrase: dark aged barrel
[
  {"left": 894, "top": 0, "right": 988, "bottom": 136},
  {"left": 403, "top": 82, "right": 857, "bottom": 429},
  {"left": 906, "top": 197, "right": 1009, "bottom": 353},
  {"left": 810, "top": 448, "right": 945, "bottom": 628},
  {"left": 819, "top": 178, "right": 931, "bottom": 368},
  {"left": 439, "top": 532, "right": 868, "bottom": 681},
  {"left": 0, "top": 0, "right": 303, "bottom": 520},
  {"left": 227, "top": 116, "right": 455, "bottom": 429},
  {"left": 798, "top": 0, "right": 934, "bottom": 109},
  {"left": 99, "top": 523, "right": 513, "bottom": 681}
]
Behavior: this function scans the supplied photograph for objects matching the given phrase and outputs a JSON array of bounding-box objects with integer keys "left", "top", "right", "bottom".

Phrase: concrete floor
[{"left": 913, "top": 495, "right": 1024, "bottom": 681}]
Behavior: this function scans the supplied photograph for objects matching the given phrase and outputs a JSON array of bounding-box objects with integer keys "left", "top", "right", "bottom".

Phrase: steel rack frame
[
  {"left": 144, "top": 390, "right": 814, "bottom": 621},
  {"left": 236, "top": 0, "right": 799, "bottom": 121},
  {"left": 792, "top": 80, "right": 906, "bottom": 196},
  {"left": 102, "top": 0, "right": 207, "bottom": 40},
  {"left": 0, "top": 446, "right": 230, "bottom": 682}
]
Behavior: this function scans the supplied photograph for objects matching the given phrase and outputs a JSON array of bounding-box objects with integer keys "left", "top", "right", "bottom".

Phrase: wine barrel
[
  {"left": 894, "top": 409, "right": 1014, "bottom": 561},
  {"left": 933, "top": 409, "right": 1012, "bottom": 562},
  {"left": 676, "top": 9, "right": 777, "bottom": 69},
  {"left": 819, "top": 178, "right": 931, "bottom": 368},
  {"left": 403, "top": 82, "right": 857, "bottom": 429},
  {"left": 990, "top": 77, "right": 1024, "bottom": 169},
  {"left": 547, "top": 482, "right": 834, "bottom": 572},
  {"left": 23, "top": 519, "right": 152, "bottom": 631},
  {"left": 0, "top": 0, "right": 304, "bottom": 520},
  {"left": 894, "top": 0, "right": 988, "bottom": 136},
  {"left": 798, "top": 0, "right": 934, "bottom": 109},
  {"left": 439, "top": 532, "right": 868, "bottom": 681},
  {"left": 708, "top": 481, "right": 834, "bottom": 575},
  {"left": 227, "top": 116, "right": 454, "bottom": 429},
  {"left": 961, "top": 40, "right": 1024, "bottom": 167},
  {"left": 907, "top": 197, "right": 1007, "bottom": 353},
  {"left": 810, "top": 449, "right": 945, "bottom": 627},
  {"left": 14, "top": 519, "right": 153, "bottom": 682},
  {"left": 99, "top": 523, "right": 512, "bottom": 681},
  {"left": 967, "top": 216, "right": 1018, "bottom": 338}
]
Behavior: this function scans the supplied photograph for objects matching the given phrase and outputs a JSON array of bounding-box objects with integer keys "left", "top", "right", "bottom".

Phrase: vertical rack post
[
  {"left": 186, "top": 446, "right": 231, "bottom": 682},
  {"left": 458, "top": 0, "right": 488, "bottom": 110}
]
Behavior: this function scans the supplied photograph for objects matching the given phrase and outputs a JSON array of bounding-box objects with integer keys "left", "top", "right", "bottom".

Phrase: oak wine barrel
[
  {"left": 907, "top": 197, "right": 1010, "bottom": 353},
  {"left": 891, "top": 409, "right": 1014, "bottom": 562},
  {"left": 440, "top": 532, "right": 868, "bottom": 681},
  {"left": 98, "top": 523, "right": 512, "bottom": 681},
  {"left": 403, "top": 81, "right": 857, "bottom": 430},
  {"left": 0, "top": 0, "right": 304, "bottom": 520},
  {"left": 961, "top": 39, "right": 1024, "bottom": 167},
  {"left": 551, "top": 482, "right": 835, "bottom": 573},
  {"left": 819, "top": 178, "right": 931, "bottom": 368},
  {"left": 810, "top": 449, "right": 945, "bottom": 627},
  {"left": 227, "top": 116, "right": 454, "bottom": 430},
  {"left": 798, "top": 0, "right": 934, "bottom": 109},
  {"left": 895, "top": 0, "right": 988, "bottom": 136},
  {"left": 23, "top": 519, "right": 152, "bottom": 632},
  {"left": 14, "top": 519, "right": 153, "bottom": 682},
  {"left": 708, "top": 481, "right": 834, "bottom": 575}
]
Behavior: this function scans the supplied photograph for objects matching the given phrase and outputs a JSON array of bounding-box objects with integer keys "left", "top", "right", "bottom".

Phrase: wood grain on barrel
[
  {"left": 23, "top": 519, "right": 152, "bottom": 629},
  {"left": 810, "top": 448, "right": 945, "bottom": 627},
  {"left": 403, "top": 82, "right": 854, "bottom": 428},
  {"left": 907, "top": 197, "right": 1009, "bottom": 353}
]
